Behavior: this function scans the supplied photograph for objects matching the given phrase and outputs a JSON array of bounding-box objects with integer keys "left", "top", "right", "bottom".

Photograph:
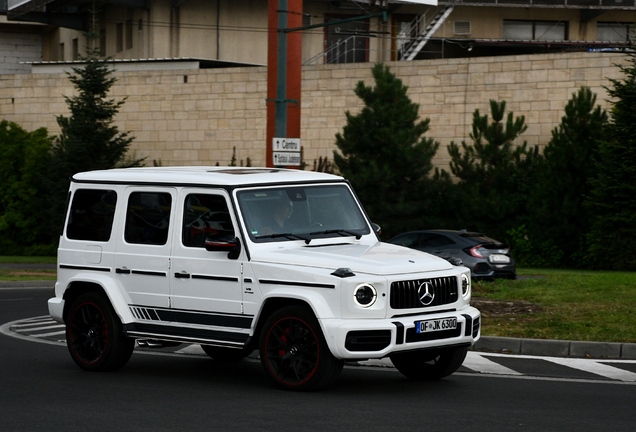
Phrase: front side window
[
  {"left": 237, "top": 184, "right": 370, "bottom": 242},
  {"left": 66, "top": 189, "right": 117, "bottom": 242},
  {"left": 125, "top": 192, "right": 172, "bottom": 245},
  {"left": 182, "top": 194, "right": 234, "bottom": 248}
]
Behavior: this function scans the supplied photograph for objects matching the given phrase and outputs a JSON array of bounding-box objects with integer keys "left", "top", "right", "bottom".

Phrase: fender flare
[{"left": 63, "top": 273, "right": 135, "bottom": 324}]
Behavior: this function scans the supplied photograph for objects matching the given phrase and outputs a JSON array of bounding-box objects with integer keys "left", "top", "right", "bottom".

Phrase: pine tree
[
  {"left": 47, "top": 48, "right": 145, "bottom": 230},
  {"left": 333, "top": 63, "right": 440, "bottom": 238},
  {"left": 528, "top": 87, "right": 607, "bottom": 267},
  {"left": 446, "top": 100, "right": 540, "bottom": 240},
  {"left": 586, "top": 53, "right": 636, "bottom": 270}
]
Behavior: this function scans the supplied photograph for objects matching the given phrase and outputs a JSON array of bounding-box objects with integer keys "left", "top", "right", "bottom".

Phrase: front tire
[
  {"left": 259, "top": 305, "right": 343, "bottom": 391},
  {"left": 390, "top": 346, "right": 468, "bottom": 380},
  {"left": 66, "top": 292, "right": 134, "bottom": 372}
]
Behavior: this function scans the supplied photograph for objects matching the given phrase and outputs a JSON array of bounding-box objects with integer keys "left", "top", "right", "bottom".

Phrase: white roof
[{"left": 71, "top": 166, "right": 344, "bottom": 187}]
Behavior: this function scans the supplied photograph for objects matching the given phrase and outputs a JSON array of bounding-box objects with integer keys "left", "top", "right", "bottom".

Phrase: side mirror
[
  {"left": 205, "top": 233, "right": 241, "bottom": 260},
  {"left": 371, "top": 223, "right": 382, "bottom": 236}
]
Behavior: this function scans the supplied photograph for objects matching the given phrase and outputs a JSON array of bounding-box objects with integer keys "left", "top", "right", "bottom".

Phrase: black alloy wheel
[
  {"left": 259, "top": 305, "right": 343, "bottom": 391},
  {"left": 66, "top": 291, "right": 134, "bottom": 372}
]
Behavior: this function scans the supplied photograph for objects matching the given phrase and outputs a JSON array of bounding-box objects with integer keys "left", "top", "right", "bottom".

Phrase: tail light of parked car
[{"left": 466, "top": 245, "right": 485, "bottom": 258}]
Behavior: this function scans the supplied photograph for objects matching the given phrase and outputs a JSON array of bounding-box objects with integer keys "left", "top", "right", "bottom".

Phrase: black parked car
[{"left": 388, "top": 229, "right": 516, "bottom": 280}]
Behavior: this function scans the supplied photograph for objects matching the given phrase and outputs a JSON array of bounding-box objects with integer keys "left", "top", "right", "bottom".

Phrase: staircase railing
[
  {"left": 399, "top": 2, "right": 458, "bottom": 61},
  {"left": 303, "top": 35, "right": 366, "bottom": 66}
]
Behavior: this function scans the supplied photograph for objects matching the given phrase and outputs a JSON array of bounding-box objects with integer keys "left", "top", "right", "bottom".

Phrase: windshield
[{"left": 237, "top": 184, "right": 370, "bottom": 243}]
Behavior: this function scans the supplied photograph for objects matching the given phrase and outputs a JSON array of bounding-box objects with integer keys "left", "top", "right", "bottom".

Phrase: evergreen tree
[
  {"left": 48, "top": 49, "right": 144, "bottom": 229},
  {"left": 528, "top": 87, "right": 607, "bottom": 267},
  {"left": 586, "top": 53, "right": 636, "bottom": 270},
  {"left": 333, "top": 63, "right": 441, "bottom": 239},
  {"left": 0, "top": 121, "right": 54, "bottom": 254},
  {"left": 446, "top": 100, "right": 540, "bottom": 240}
]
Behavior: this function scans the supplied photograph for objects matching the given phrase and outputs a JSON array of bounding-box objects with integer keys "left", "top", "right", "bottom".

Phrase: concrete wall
[{"left": 0, "top": 51, "right": 627, "bottom": 169}]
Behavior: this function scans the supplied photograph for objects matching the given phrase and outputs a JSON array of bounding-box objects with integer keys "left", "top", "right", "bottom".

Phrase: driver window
[{"left": 182, "top": 194, "right": 234, "bottom": 248}]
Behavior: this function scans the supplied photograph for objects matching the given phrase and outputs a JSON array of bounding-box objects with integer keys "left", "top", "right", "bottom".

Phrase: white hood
[{"left": 250, "top": 241, "right": 453, "bottom": 276}]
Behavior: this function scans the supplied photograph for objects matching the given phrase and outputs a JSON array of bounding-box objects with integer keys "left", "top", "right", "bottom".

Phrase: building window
[
  {"left": 138, "top": 18, "right": 143, "bottom": 31},
  {"left": 72, "top": 38, "right": 79, "bottom": 60},
  {"left": 597, "top": 22, "right": 633, "bottom": 41},
  {"left": 126, "top": 19, "right": 133, "bottom": 49},
  {"left": 99, "top": 29, "right": 106, "bottom": 56},
  {"left": 116, "top": 22, "right": 123, "bottom": 52},
  {"left": 503, "top": 20, "right": 568, "bottom": 41},
  {"left": 59, "top": 43, "right": 64, "bottom": 61}
]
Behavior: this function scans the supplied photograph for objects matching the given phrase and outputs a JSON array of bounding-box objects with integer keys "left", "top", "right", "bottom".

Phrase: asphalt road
[{"left": 1, "top": 287, "right": 635, "bottom": 432}]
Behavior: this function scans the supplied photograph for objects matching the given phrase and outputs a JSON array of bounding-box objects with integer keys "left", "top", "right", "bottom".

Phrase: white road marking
[
  {"left": 463, "top": 352, "right": 523, "bottom": 375},
  {"left": 544, "top": 357, "right": 636, "bottom": 382}
]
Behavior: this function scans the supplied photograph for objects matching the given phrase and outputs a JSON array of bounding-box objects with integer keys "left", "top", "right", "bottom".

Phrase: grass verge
[
  {"left": 473, "top": 268, "right": 636, "bottom": 343},
  {"left": 0, "top": 256, "right": 57, "bottom": 282}
]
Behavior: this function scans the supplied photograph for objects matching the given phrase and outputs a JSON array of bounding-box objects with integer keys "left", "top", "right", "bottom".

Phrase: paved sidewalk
[{"left": 2, "top": 270, "right": 634, "bottom": 360}]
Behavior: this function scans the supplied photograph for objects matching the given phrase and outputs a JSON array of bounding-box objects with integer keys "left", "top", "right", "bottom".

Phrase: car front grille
[{"left": 390, "top": 276, "right": 458, "bottom": 309}]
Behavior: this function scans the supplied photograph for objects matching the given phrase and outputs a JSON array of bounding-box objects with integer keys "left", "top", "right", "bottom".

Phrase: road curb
[{"left": 474, "top": 336, "right": 636, "bottom": 360}]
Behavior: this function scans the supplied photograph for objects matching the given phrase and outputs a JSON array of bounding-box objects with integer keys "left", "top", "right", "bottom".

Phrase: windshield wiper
[
  {"left": 257, "top": 232, "right": 312, "bottom": 244},
  {"left": 309, "top": 229, "right": 362, "bottom": 240}
]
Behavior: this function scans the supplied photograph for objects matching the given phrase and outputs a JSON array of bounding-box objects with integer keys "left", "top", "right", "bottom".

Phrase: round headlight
[
  {"left": 461, "top": 273, "right": 471, "bottom": 296},
  {"left": 353, "top": 283, "right": 377, "bottom": 307}
]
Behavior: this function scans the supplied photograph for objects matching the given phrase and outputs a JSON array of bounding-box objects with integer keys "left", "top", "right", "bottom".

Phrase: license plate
[
  {"left": 489, "top": 254, "right": 510, "bottom": 263},
  {"left": 415, "top": 317, "right": 458, "bottom": 334}
]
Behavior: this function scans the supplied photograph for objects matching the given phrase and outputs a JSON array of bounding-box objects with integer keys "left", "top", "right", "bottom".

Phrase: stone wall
[
  {"left": 0, "top": 52, "right": 627, "bottom": 169},
  {"left": 0, "top": 31, "right": 42, "bottom": 74}
]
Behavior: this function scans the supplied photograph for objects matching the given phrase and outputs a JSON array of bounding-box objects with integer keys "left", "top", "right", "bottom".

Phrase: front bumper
[{"left": 321, "top": 306, "right": 481, "bottom": 360}]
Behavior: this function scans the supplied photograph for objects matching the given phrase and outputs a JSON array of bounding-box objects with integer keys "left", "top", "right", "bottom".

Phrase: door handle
[
  {"left": 174, "top": 272, "right": 190, "bottom": 279},
  {"left": 116, "top": 267, "right": 131, "bottom": 274}
]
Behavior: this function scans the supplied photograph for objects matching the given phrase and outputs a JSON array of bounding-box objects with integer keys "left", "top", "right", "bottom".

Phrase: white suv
[{"left": 48, "top": 167, "right": 480, "bottom": 390}]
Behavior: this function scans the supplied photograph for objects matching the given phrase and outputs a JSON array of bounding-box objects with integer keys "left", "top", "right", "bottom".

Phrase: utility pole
[
  {"left": 266, "top": 0, "right": 302, "bottom": 168},
  {"left": 266, "top": 1, "right": 389, "bottom": 168}
]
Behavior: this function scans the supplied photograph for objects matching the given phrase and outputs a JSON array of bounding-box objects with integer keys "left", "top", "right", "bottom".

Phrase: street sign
[{"left": 272, "top": 138, "right": 301, "bottom": 166}]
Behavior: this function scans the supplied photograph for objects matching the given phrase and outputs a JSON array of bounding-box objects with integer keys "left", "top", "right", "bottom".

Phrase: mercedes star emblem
[{"left": 418, "top": 281, "right": 435, "bottom": 306}]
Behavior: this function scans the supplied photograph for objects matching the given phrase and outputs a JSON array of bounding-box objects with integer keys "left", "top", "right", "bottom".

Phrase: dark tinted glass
[
  {"left": 66, "top": 189, "right": 117, "bottom": 241},
  {"left": 125, "top": 192, "right": 172, "bottom": 245},
  {"left": 182, "top": 194, "right": 234, "bottom": 248}
]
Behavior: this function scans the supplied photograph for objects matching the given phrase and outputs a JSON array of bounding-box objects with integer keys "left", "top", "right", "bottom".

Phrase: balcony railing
[{"left": 441, "top": 0, "right": 636, "bottom": 7}]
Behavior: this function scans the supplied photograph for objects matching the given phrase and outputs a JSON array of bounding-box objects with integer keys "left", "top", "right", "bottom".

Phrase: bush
[{"left": 0, "top": 121, "right": 54, "bottom": 254}]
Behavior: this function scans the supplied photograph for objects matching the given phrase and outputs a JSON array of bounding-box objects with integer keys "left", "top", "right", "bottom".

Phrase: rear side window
[
  {"left": 421, "top": 233, "right": 456, "bottom": 248},
  {"left": 125, "top": 192, "right": 172, "bottom": 245},
  {"left": 66, "top": 189, "right": 117, "bottom": 241}
]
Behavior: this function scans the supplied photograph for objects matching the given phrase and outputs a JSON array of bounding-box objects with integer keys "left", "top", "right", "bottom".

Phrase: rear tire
[
  {"left": 390, "top": 346, "right": 468, "bottom": 380},
  {"left": 259, "top": 305, "right": 343, "bottom": 391},
  {"left": 66, "top": 292, "right": 134, "bottom": 372}
]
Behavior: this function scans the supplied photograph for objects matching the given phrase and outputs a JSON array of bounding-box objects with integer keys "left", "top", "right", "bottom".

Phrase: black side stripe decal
[
  {"left": 131, "top": 270, "right": 166, "bottom": 277},
  {"left": 259, "top": 279, "right": 335, "bottom": 289},
  {"left": 124, "top": 323, "right": 249, "bottom": 344},
  {"left": 191, "top": 275, "right": 240, "bottom": 282},
  {"left": 129, "top": 306, "right": 252, "bottom": 329},
  {"left": 59, "top": 264, "right": 110, "bottom": 272}
]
